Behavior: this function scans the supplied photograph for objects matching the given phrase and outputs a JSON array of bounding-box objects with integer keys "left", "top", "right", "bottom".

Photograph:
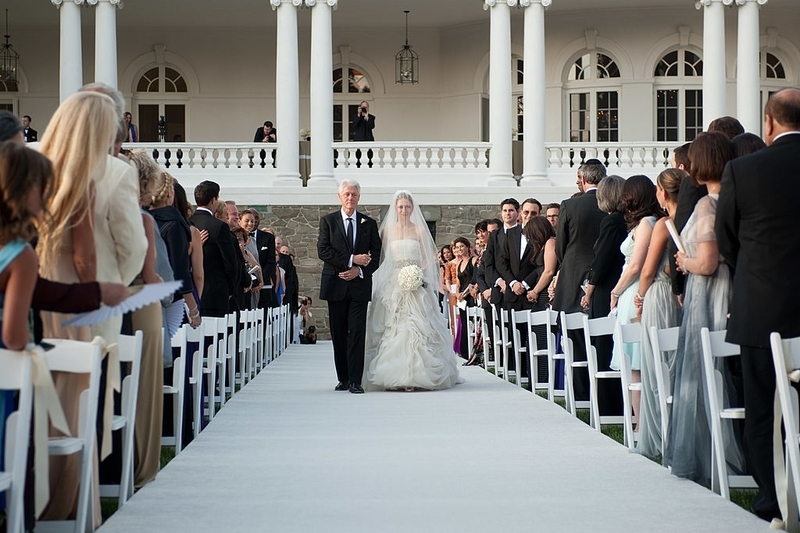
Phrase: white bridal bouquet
[{"left": 398, "top": 264, "right": 425, "bottom": 292}]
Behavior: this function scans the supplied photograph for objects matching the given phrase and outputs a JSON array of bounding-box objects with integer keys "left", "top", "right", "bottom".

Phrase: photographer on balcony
[
  {"left": 253, "top": 120, "right": 277, "bottom": 168},
  {"left": 352, "top": 101, "right": 375, "bottom": 168}
]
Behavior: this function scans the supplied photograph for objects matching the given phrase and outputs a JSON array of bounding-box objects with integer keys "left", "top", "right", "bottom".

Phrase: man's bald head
[{"left": 764, "top": 88, "right": 800, "bottom": 145}]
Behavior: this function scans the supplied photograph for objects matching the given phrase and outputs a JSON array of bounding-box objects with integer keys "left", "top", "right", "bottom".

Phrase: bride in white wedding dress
[{"left": 364, "top": 190, "right": 463, "bottom": 391}]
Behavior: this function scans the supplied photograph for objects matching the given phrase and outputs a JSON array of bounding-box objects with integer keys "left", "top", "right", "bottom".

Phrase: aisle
[{"left": 99, "top": 342, "right": 766, "bottom": 532}]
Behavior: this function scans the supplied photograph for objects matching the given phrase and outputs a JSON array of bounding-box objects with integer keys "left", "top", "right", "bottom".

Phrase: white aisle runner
[{"left": 99, "top": 341, "right": 766, "bottom": 532}]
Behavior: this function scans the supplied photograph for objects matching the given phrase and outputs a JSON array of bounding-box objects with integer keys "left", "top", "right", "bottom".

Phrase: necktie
[{"left": 346, "top": 217, "right": 354, "bottom": 250}]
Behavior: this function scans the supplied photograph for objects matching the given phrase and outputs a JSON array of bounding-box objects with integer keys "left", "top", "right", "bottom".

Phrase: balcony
[{"left": 126, "top": 140, "right": 676, "bottom": 205}]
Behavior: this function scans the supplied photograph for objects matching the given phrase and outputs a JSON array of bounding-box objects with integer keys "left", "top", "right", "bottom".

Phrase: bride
[{"left": 364, "top": 190, "right": 463, "bottom": 391}]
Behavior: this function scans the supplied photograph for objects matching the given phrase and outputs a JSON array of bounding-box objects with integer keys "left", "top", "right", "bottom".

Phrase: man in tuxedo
[
  {"left": 716, "top": 88, "right": 800, "bottom": 524},
  {"left": 317, "top": 179, "right": 381, "bottom": 393},
  {"left": 21, "top": 115, "right": 37, "bottom": 142},
  {"left": 474, "top": 218, "right": 500, "bottom": 362},
  {"left": 250, "top": 216, "right": 277, "bottom": 310},
  {"left": 276, "top": 237, "right": 299, "bottom": 340},
  {"left": 553, "top": 160, "right": 607, "bottom": 401},
  {"left": 189, "top": 181, "right": 242, "bottom": 317}
]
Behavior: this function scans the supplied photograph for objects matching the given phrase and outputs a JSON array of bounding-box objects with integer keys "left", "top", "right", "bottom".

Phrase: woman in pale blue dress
[
  {"left": 666, "top": 132, "right": 744, "bottom": 487},
  {"left": 609, "top": 175, "right": 664, "bottom": 426},
  {"left": 364, "top": 191, "right": 462, "bottom": 391},
  {"left": 633, "top": 168, "right": 687, "bottom": 460}
]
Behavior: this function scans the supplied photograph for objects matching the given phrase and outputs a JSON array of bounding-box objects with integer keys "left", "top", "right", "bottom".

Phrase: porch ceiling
[{"left": 12, "top": 0, "right": 798, "bottom": 30}]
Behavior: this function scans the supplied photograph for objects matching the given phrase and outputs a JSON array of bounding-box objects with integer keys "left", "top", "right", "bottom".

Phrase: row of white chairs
[
  {"left": 161, "top": 305, "right": 292, "bottom": 457},
  {"left": 469, "top": 305, "right": 759, "bottom": 502}
]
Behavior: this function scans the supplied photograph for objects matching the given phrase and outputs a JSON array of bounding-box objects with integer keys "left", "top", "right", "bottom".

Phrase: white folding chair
[
  {"left": 99, "top": 331, "right": 143, "bottom": 507},
  {"left": 490, "top": 306, "right": 506, "bottom": 379},
  {"left": 613, "top": 321, "right": 642, "bottom": 450},
  {"left": 39, "top": 339, "right": 102, "bottom": 533},
  {"left": 649, "top": 326, "right": 679, "bottom": 465},
  {"left": 163, "top": 325, "right": 186, "bottom": 455},
  {"left": 223, "top": 313, "right": 237, "bottom": 397},
  {"left": 0, "top": 348, "right": 33, "bottom": 533},
  {"left": 271, "top": 307, "right": 281, "bottom": 360},
  {"left": 510, "top": 309, "right": 531, "bottom": 389},
  {"left": 700, "top": 328, "right": 757, "bottom": 499},
  {"left": 238, "top": 311, "right": 253, "bottom": 385},
  {"left": 211, "top": 317, "right": 228, "bottom": 408},
  {"left": 559, "top": 311, "right": 590, "bottom": 417},
  {"left": 770, "top": 332, "right": 800, "bottom": 533},
  {"left": 254, "top": 307, "right": 265, "bottom": 369},
  {"left": 528, "top": 309, "right": 557, "bottom": 397},
  {"left": 582, "top": 315, "right": 623, "bottom": 431},
  {"left": 466, "top": 306, "right": 480, "bottom": 361},
  {"left": 185, "top": 320, "right": 217, "bottom": 431}
]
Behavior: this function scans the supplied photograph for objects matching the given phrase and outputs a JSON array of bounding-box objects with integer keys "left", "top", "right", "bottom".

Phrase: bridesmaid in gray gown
[
  {"left": 633, "top": 168, "right": 686, "bottom": 460},
  {"left": 666, "top": 132, "right": 744, "bottom": 487}
]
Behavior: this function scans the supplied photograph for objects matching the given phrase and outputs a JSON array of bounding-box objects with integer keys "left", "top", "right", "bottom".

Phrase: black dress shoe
[
  {"left": 335, "top": 381, "right": 350, "bottom": 391},
  {"left": 349, "top": 383, "right": 365, "bottom": 394}
]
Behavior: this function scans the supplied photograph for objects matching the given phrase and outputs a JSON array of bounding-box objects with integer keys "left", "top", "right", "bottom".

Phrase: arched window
[
  {"left": 514, "top": 58, "right": 524, "bottom": 140},
  {"left": 134, "top": 65, "right": 188, "bottom": 142},
  {"left": 333, "top": 66, "right": 372, "bottom": 142},
  {"left": 564, "top": 51, "right": 621, "bottom": 142},
  {"left": 654, "top": 49, "right": 703, "bottom": 142}
]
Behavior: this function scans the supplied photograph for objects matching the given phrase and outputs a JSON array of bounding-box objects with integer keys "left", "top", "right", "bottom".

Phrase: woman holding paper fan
[
  {"left": 364, "top": 190, "right": 462, "bottom": 391},
  {"left": 633, "top": 168, "right": 687, "bottom": 460},
  {"left": 666, "top": 132, "right": 744, "bottom": 487}
]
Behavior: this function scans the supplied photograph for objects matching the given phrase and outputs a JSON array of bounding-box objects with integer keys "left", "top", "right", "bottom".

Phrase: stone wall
[{"left": 244, "top": 203, "right": 500, "bottom": 339}]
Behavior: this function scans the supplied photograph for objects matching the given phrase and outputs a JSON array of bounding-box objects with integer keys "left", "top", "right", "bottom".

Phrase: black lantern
[
  {"left": 0, "top": 10, "right": 19, "bottom": 87},
  {"left": 395, "top": 10, "right": 418, "bottom": 85}
]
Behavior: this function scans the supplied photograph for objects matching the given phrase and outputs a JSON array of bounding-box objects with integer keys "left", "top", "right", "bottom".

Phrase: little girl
[{"left": 0, "top": 140, "right": 53, "bottom": 521}]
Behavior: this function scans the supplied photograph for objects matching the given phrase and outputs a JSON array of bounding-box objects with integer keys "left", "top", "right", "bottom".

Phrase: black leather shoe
[
  {"left": 349, "top": 383, "right": 365, "bottom": 394},
  {"left": 335, "top": 381, "right": 350, "bottom": 391}
]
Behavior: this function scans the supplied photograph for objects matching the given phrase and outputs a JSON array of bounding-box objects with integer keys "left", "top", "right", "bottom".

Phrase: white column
[
  {"left": 698, "top": 0, "right": 732, "bottom": 129},
  {"left": 271, "top": 0, "right": 302, "bottom": 185},
  {"left": 52, "top": 0, "right": 84, "bottom": 102},
  {"left": 520, "top": 0, "right": 551, "bottom": 185},
  {"left": 736, "top": 0, "right": 767, "bottom": 133},
  {"left": 306, "top": 0, "right": 337, "bottom": 187},
  {"left": 485, "top": 0, "right": 516, "bottom": 184},
  {"left": 91, "top": 0, "right": 121, "bottom": 89}
]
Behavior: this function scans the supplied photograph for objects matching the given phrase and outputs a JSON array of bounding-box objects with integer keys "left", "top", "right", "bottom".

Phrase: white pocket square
[{"left": 261, "top": 247, "right": 269, "bottom": 250}]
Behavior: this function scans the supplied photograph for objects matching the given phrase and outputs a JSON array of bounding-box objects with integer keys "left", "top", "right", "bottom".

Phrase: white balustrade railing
[
  {"left": 124, "top": 143, "right": 276, "bottom": 171},
  {"left": 334, "top": 142, "right": 489, "bottom": 170},
  {"left": 545, "top": 142, "right": 674, "bottom": 171}
]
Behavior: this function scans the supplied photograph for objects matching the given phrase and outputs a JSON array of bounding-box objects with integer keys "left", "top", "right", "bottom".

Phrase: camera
[{"left": 360, "top": 107, "right": 367, "bottom": 114}]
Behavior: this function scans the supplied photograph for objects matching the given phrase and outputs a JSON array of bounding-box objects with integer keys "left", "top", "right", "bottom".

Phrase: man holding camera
[{"left": 352, "top": 101, "right": 375, "bottom": 168}]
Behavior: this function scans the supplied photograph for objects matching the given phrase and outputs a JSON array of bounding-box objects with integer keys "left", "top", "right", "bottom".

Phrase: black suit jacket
[
  {"left": 716, "top": 133, "right": 800, "bottom": 348},
  {"left": 553, "top": 190, "right": 607, "bottom": 313},
  {"left": 253, "top": 127, "right": 277, "bottom": 143},
  {"left": 188, "top": 209, "right": 241, "bottom": 316},
  {"left": 23, "top": 128, "right": 37, "bottom": 142},
  {"left": 252, "top": 229, "right": 276, "bottom": 286},
  {"left": 278, "top": 252, "right": 299, "bottom": 312},
  {"left": 317, "top": 210, "right": 381, "bottom": 302},
  {"left": 586, "top": 211, "right": 627, "bottom": 318},
  {"left": 497, "top": 226, "right": 537, "bottom": 309},
  {"left": 352, "top": 115, "right": 375, "bottom": 142}
]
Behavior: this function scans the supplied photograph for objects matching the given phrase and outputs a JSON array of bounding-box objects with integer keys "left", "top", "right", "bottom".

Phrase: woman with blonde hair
[{"left": 37, "top": 91, "right": 147, "bottom": 526}]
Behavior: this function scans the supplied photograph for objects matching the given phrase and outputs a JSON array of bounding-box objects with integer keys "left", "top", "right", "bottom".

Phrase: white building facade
[{"left": 3, "top": 0, "right": 797, "bottom": 205}]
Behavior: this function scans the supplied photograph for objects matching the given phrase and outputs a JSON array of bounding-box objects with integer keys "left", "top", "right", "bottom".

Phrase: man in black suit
[
  {"left": 716, "top": 88, "right": 800, "bottom": 524},
  {"left": 317, "top": 179, "right": 381, "bottom": 393},
  {"left": 22, "top": 115, "right": 37, "bottom": 142},
  {"left": 276, "top": 238, "right": 299, "bottom": 341},
  {"left": 474, "top": 218, "right": 500, "bottom": 363},
  {"left": 189, "top": 181, "right": 242, "bottom": 317},
  {"left": 352, "top": 101, "right": 375, "bottom": 168},
  {"left": 553, "top": 160, "right": 607, "bottom": 401},
  {"left": 253, "top": 121, "right": 277, "bottom": 143}
]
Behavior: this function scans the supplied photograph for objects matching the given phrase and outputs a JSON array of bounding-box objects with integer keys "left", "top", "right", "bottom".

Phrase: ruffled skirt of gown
[{"left": 365, "top": 281, "right": 462, "bottom": 391}]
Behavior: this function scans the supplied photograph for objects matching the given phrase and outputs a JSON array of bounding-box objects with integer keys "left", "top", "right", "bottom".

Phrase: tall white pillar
[
  {"left": 52, "top": 0, "right": 84, "bottom": 102},
  {"left": 271, "top": 0, "right": 302, "bottom": 185},
  {"left": 485, "top": 0, "right": 516, "bottom": 184},
  {"left": 520, "top": 0, "right": 551, "bottom": 185},
  {"left": 736, "top": 0, "right": 767, "bottom": 133},
  {"left": 698, "top": 0, "right": 732, "bottom": 129},
  {"left": 91, "top": 0, "right": 121, "bottom": 89},
  {"left": 306, "top": 0, "right": 337, "bottom": 187}
]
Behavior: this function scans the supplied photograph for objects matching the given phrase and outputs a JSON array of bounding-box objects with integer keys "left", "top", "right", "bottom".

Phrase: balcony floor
[{"left": 98, "top": 342, "right": 767, "bottom": 533}]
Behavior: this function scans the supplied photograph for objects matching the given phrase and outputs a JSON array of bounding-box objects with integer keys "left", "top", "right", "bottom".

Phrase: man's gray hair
[
  {"left": 81, "top": 82, "right": 127, "bottom": 143},
  {"left": 338, "top": 179, "right": 361, "bottom": 194},
  {"left": 579, "top": 161, "right": 607, "bottom": 185}
]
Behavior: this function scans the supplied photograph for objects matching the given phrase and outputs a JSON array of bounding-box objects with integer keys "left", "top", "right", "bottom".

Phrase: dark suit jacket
[
  {"left": 670, "top": 179, "right": 707, "bottom": 296},
  {"left": 253, "top": 127, "right": 277, "bottom": 143},
  {"left": 497, "top": 225, "right": 537, "bottom": 309},
  {"left": 188, "top": 209, "right": 241, "bottom": 316},
  {"left": 353, "top": 115, "right": 375, "bottom": 141},
  {"left": 317, "top": 210, "right": 381, "bottom": 302},
  {"left": 483, "top": 226, "right": 514, "bottom": 305},
  {"left": 278, "top": 252, "right": 299, "bottom": 312},
  {"left": 586, "top": 210, "right": 627, "bottom": 318},
  {"left": 23, "top": 128, "right": 37, "bottom": 142},
  {"left": 253, "top": 229, "right": 276, "bottom": 286},
  {"left": 553, "top": 190, "right": 607, "bottom": 313},
  {"left": 716, "top": 133, "right": 800, "bottom": 347}
]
